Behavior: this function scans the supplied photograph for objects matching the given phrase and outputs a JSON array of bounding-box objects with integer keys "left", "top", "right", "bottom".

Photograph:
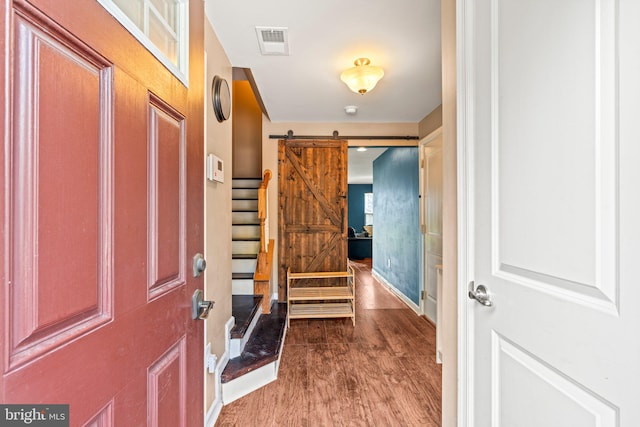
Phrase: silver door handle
[
  {"left": 468, "top": 282, "right": 492, "bottom": 307},
  {"left": 192, "top": 289, "right": 214, "bottom": 320}
]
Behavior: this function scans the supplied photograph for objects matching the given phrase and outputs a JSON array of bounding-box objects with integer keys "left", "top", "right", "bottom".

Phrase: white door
[
  {"left": 459, "top": 0, "right": 640, "bottom": 425},
  {"left": 420, "top": 130, "right": 443, "bottom": 323}
]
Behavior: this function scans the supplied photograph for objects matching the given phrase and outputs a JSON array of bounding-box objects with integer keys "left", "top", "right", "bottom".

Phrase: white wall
[{"left": 204, "top": 18, "right": 233, "bottom": 414}]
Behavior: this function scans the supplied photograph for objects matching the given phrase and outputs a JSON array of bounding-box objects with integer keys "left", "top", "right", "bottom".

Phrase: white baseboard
[
  {"left": 371, "top": 269, "right": 422, "bottom": 315},
  {"left": 205, "top": 397, "right": 222, "bottom": 427},
  {"left": 204, "top": 316, "right": 234, "bottom": 427}
]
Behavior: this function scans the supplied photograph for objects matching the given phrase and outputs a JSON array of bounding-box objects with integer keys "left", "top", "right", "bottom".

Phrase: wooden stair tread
[
  {"left": 221, "top": 302, "right": 287, "bottom": 383},
  {"left": 230, "top": 295, "right": 263, "bottom": 339},
  {"left": 232, "top": 272, "right": 254, "bottom": 280},
  {"left": 231, "top": 184, "right": 262, "bottom": 190},
  {"left": 232, "top": 253, "right": 258, "bottom": 259}
]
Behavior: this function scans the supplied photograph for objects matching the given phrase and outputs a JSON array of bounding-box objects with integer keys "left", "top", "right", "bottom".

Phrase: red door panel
[
  {"left": 149, "top": 96, "right": 186, "bottom": 299},
  {"left": 1, "top": 1, "right": 204, "bottom": 425},
  {"left": 8, "top": 9, "right": 114, "bottom": 371},
  {"left": 147, "top": 338, "right": 187, "bottom": 427}
]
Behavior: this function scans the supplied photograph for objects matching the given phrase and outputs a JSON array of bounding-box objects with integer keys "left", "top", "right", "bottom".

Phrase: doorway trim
[
  {"left": 456, "top": 0, "right": 474, "bottom": 424},
  {"left": 419, "top": 126, "right": 443, "bottom": 321}
]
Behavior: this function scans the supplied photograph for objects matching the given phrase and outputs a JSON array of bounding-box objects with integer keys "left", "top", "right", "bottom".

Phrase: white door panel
[
  {"left": 494, "top": 335, "right": 617, "bottom": 427},
  {"left": 421, "top": 133, "right": 443, "bottom": 322},
  {"left": 460, "top": 0, "right": 640, "bottom": 425}
]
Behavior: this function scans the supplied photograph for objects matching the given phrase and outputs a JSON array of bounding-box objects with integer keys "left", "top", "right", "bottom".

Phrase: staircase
[
  {"left": 231, "top": 178, "right": 261, "bottom": 294},
  {"left": 221, "top": 174, "right": 285, "bottom": 404}
]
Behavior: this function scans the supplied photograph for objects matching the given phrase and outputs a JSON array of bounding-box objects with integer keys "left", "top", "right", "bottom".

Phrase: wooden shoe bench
[{"left": 286, "top": 264, "right": 355, "bottom": 327}]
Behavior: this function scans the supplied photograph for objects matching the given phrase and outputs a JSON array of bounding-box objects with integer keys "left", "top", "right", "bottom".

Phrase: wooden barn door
[{"left": 278, "top": 139, "right": 348, "bottom": 299}]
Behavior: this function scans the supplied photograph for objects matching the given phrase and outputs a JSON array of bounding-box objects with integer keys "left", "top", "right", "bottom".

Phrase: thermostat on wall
[{"left": 207, "top": 154, "right": 224, "bottom": 183}]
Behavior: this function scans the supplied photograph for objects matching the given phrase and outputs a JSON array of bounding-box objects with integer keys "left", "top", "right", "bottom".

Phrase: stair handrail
[{"left": 258, "top": 169, "right": 272, "bottom": 253}]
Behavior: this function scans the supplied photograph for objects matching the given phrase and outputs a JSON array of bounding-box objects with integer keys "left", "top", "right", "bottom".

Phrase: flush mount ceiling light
[
  {"left": 340, "top": 58, "right": 384, "bottom": 94},
  {"left": 357, "top": 147, "right": 368, "bottom": 152}
]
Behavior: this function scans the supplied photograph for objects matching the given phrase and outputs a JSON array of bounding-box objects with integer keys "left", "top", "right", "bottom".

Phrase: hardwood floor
[{"left": 215, "top": 259, "right": 442, "bottom": 426}]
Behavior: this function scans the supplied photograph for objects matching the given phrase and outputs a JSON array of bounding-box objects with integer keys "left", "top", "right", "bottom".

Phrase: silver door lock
[
  {"left": 193, "top": 253, "right": 207, "bottom": 277},
  {"left": 192, "top": 289, "right": 214, "bottom": 320}
]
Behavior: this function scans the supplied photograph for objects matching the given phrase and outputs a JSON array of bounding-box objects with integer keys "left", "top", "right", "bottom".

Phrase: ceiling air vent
[{"left": 255, "top": 26, "right": 289, "bottom": 56}]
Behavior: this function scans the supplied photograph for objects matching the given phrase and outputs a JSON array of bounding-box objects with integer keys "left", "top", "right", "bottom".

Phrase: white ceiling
[
  {"left": 204, "top": 0, "right": 442, "bottom": 123},
  {"left": 348, "top": 147, "right": 388, "bottom": 184}
]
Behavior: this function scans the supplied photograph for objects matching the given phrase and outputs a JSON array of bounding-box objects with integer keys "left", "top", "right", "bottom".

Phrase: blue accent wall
[
  {"left": 348, "top": 184, "right": 372, "bottom": 233},
  {"left": 372, "top": 147, "right": 420, "bottom": 305}
]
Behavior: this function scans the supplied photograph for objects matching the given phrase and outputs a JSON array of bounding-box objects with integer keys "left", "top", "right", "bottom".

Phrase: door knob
[
  {"left": 468, "top": 282, "right": 492, "bottom": 307},
  {"left": 192, "top": 289, "right": 214, "bottom": 320}
]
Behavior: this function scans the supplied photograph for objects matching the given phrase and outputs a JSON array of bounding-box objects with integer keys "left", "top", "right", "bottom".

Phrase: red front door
[{"left": 0, "top": 1, "right": 205, "bottom": 425}]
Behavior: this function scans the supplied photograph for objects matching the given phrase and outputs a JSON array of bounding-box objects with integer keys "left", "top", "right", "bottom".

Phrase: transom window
[{"left": 98, "top": 0, "right": 189, "bottom": 85}]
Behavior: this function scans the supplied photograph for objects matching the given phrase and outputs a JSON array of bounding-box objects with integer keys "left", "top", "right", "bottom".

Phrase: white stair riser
[
  {"left": 232, "top": 240, "right": 260, "bottom": 255},
  {"left": 232, "top": 199, "right": 258, "bottom": 211},
  {"left": 232, "top": 211, "right": 259, "bottom": 224},
  {"left": 232, "top": 258, "right": 258, "bottom": 273},
  {"left": 232, "top": 225, "right": 260, "bottom": 240},
  {"left": 232, "top": 179, "right": 261, "bottom": 189},
  {"left": 229, "top": 305, "right": 263, "bottom": 358},
  {"left": 232, "top": 188, "right": 258, "bottom": 200},
  {"left": 232, "top": 279, "right": 254, "bottom": 295},
  {"left": 222, "top": 362, "right": 277, "bottom": 405}
]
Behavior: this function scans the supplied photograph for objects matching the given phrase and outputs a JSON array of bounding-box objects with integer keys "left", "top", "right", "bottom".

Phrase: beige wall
[
  {"left": 419, "top": 104, "right": 443, "bottom": 138},
  {"left": 262, "top": 121, "right": 419, "bottom": 296},
  {"left": 441, "top": 0, "right": 458, "bottom": 424},
  {"left": 232, "top": 81, "right": 263, "bottom": 178},
  {"left": 204, "top": 19, "right": 233, "bottom": 411}
]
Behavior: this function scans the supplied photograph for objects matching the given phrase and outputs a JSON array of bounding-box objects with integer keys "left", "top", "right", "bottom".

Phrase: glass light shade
[{"left": 340, "top": 58, "right": 384, "bottom": 94}]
